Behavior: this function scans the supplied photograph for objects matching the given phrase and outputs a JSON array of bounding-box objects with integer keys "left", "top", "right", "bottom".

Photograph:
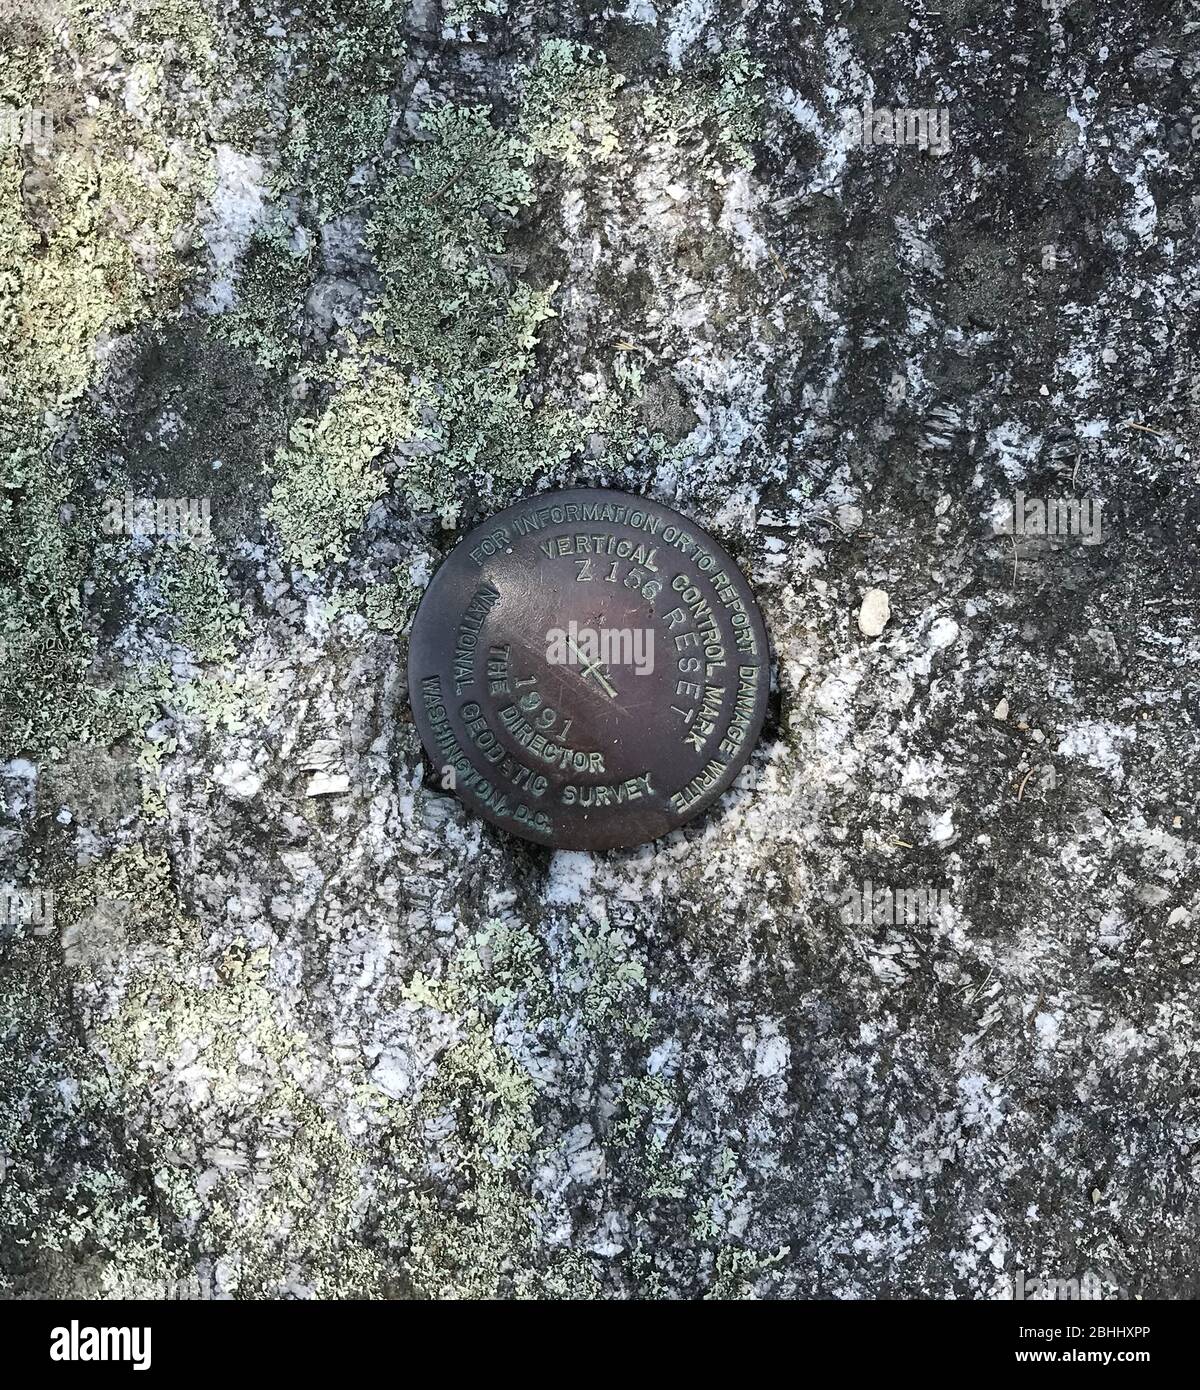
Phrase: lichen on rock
[{"left": 3, "top": 0, "right": 1199, "bottom": 1305}]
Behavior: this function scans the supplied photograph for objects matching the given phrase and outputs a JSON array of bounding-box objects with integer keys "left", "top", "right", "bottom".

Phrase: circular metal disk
[{"left": 407, "top": 488, "right": 770, "bottom": 851}]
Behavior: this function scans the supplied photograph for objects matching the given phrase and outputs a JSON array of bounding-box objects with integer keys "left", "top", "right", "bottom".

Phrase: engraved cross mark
[{"left": 566, "top": 635, "right": 617, "bottom": 698}]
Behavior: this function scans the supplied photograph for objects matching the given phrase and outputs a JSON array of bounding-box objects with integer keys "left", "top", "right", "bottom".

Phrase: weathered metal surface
[{"left": 408, "top": 488, "right": 770, "bottom": 849}]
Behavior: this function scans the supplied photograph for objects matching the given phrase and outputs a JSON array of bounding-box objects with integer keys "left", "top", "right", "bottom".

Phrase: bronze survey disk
[{"left": 407, "top": 488, "right": 770, "bottom": 850}]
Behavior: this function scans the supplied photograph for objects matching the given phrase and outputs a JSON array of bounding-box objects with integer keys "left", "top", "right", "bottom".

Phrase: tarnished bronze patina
[{"left": 407, "top": 488, "right": 770, "bottom": 850}]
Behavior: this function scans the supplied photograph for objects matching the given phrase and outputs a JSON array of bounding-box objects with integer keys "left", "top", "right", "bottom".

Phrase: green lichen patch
[
  {"left": 378, "top": 1025, "right": 540, "bottom": 1299},
  {"left": 0, "top": 429, "right": 160, "bottom": 760},
  {"left": 258, "top": 32, "right": 763, "bottom": 569},
  {"left": 376, "top": 916, "right": 648, "bottom": 1296},
  {"left": 266, "top": 100, "right": 578, "bottom": 567},
  {"left": 324, "top": 570, "right": 421, "bottom": 636},
  {"left": 95, "top": 943, "right": 393, "bottom": 1297},
  {"left": 285, "top": 92, "right": 394, "bottom": 223},
  {"left": 267, "top": 0, "right": 406, "bottom": 221},
  {"left": 0, "top": 867, "right": 184, "bottom": 1295},
  {"left": 153, "top": 541, "right": 247, "bottom": 664},
  {"left": 518, "top": 40, "right": 623, "bottom": 167},
  {"left": 705, "top": 1242, "right": 791, "bottom": 1300},
  {"left": 266, "top": 356, "right": 417, "bottom": 569},
  {"left": 42, "top": 849, "right": 393, "bottom": 1297},
  {"left": 641, "top": 44, "right": 765, "bottom": 169},
  {"left": 376, "top": 919, "right": 549, "bottom": 1298},
  {"left": 216, "top": 224, "right": 313, "bottom": 374},
  {"left": 358, "top": 576, "right": 415, "bottom": 635},
  {"left": 444, "top": 0, "right": 507, "bottom": 26},
  {"left": 174, "top": 668, "right": 275, "bottom": 736},
  {"left": 0, "top": 1, "right": 221, "bottom": 416},
  {"left": 364, "top": 100, "right": 569, "bottom": 500},
  {"left": 0, "top": 0, "right": 233, "bottom": 759}
]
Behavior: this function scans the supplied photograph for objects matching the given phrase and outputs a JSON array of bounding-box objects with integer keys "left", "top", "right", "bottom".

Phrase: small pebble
[
  {"left": 858, "top": 588, "right": 890, "bottom": 637},
  {"left": 928, "top": 616, "right": 960, "bottom": 649}
]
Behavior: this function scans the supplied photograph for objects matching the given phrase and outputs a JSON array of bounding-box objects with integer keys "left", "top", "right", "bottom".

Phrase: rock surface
[{"left": 1, "top": 1, "right": 1198, "bottom": 1300}]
